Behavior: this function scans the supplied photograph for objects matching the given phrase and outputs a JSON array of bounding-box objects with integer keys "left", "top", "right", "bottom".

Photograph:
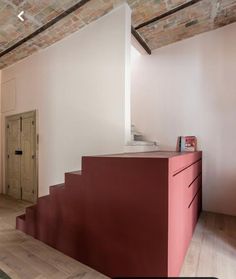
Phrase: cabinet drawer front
[
  {"left": 187, "top": 190, "right": 201, "bottom": 237},
  {"left": 187, "top": 174, "right": 202, "bottom": 206},
  {"left": 172, "top": 159, "right": 202, "bottom": 191},
  {"left": 184, "top": 189, "right": 202, "bottom": 248},
  {"left": 170, "top": 152, "right": 202, "bottom": 174}
]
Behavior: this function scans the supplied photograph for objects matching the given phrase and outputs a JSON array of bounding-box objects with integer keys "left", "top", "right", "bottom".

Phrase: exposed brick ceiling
[{"left": 0, "top": 0, "right": 236, "bottom": 69}]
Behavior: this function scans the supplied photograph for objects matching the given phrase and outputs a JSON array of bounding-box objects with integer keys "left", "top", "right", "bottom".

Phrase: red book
[{"left": 177, "top": 136, "right": 197, "bottom": 152}]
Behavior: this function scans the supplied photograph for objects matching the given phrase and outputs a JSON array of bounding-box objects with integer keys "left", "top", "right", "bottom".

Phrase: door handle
[{"left": 15, "top": 150, "right": 23, "bottom": 155}]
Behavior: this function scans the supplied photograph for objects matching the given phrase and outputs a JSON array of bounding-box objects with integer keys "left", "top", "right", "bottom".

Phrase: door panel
[
  {"left": 21, "top": 116, "right": 36, "bottom": 202},
  {"left": 6, "top": 111, "right": 37, "bottom": 203},
  {"left": 7, "top": 118, "right": 21, "bottom": 199}
]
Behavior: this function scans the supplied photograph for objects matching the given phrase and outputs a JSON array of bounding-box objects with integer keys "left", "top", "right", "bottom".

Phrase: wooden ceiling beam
[
  {"left": 0, "top": 0, "right": 91, "bottom": 58},
  {"left": 131, "top": 26, "right": 151, "bottom": 55},
  {"left": 0, "top": 0, "right": 152, "bottom": 59}
]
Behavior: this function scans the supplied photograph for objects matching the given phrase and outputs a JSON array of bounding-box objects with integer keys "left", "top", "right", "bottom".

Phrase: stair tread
[
  {"left": 17, "top": 214, "right": 26, "bottom": 220},
  {"left": 49, "top": 183, "right": 65, "bottom": 195},
  {"left": 50, "top": 183, "right": 65, "bottom": 189},
  {"left": 27, "top": 205, "right": 37, "bottom": 210},
  {"left": 67, "top": 170, "right": 82, "bottom": 175},
  {"left": 38, "top": 195, "right": 50, "bottom": 201}
]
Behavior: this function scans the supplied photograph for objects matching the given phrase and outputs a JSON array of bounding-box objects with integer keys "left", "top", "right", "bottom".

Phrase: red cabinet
[
  {"left": 18, "top": 151, "right": 202, "bottom": 278},
  {"left": 168, "top": 152, "right": 202, "bottom": 276},
  {"left": 81, "top": 151, "right": 202, "bottom": 277}
]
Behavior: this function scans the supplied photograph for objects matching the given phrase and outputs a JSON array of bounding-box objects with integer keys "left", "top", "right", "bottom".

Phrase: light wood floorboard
[
  {"left": 0, "top": 194, "right": 235, "bottom": 279},
  {"left": 0, "top": 194, "right": 108, "bottom": 279},
  {"left": 180, "top": 211, "right": 236, "bottom": 279}
]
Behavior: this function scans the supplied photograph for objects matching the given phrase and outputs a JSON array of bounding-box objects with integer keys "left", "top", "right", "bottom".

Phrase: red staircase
[
  {"left": 16, "top": 170, "right": 85, "bottom": 254},
  {"left": 16, "top": 152, "right": 202, "bottom": 277}
]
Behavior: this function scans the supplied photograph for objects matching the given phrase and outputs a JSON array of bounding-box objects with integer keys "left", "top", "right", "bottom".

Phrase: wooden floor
[
  {"left": 0, "top": 194, "right": 235, "bottom": 279},
  {"left": 0, "top": 194, "right": 108, "bottom": 279},
  {"left": 180, "top": 210, "right": 236, "bottom": 278}
]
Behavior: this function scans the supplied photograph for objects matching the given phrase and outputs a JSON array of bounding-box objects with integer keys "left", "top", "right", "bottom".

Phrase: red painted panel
[
  {"left": 172, "top": 159, "right": 202, "bottom": 190},
  {"left": 25, "top": 205, "right": 37, "bottom": 236},
  {"left": 16, "top": 151, "right": 202, "bottom": 278},
  {"left": 187, "top": 190, "right": 202, "bottom": 240},
  {"left": 186, "top": 174, "right": 202, "bottom": 206},
  {"left": 82, "top": 157, "right": 169, "bottom": 277},
  {"left": 168, "top": 171, "right": 188, "bottom": 276},
  {"left": 170, "top": 152, "right": 202, "bottom": 174},
  {"left": 168, "top": 153, "right": 202, "bottom": 277},
  {"left": 16, "top": 214, "right": 26, "bottom": 233}
]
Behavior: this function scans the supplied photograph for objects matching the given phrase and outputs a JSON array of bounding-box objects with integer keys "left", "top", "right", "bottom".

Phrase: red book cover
[
  {"left": 184, "top": 136, "right": 197, "bottom": 151},
  {"left": 177, "top": 136, "right": 197, "bottom": 152}
]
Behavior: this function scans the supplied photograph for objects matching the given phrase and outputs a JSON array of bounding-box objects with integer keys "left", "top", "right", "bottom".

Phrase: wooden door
[
  {"left": 21, "top": 112, "right": 36, "bottom": 202},
  {"left": 6, "top": 111, "right": 37, "bottom": 202},
  {"left": 6, "top": 116, "right": 21, "bottom": 199}
]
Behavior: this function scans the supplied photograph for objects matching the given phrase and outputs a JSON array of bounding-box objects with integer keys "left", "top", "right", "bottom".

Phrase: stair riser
[
  {"left": 49, "top": 185, "right": 65, "bottom": 195},
  {"left": 65, "top": 173, "right": 83, "bottom": 188},
  {"left": 16, "top": 216, "right": 26, "bottom": 233},
  {"left": 50, "top": 189, "right": 86, "bottom": 260},
  {"left": 25, "top": 206, "right": 37, "bottom": 237},
  {"left": 36, "top": 196, "right": 55, "bottom": 244}
]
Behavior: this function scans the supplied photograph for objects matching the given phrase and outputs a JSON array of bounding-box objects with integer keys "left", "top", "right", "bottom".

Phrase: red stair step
[
  {"left": 37, "top": 195, "right": 51, "bottom": 211},
  {"left": 16, "top": 214, "right": 26, "bottom": 233},
  {"left": 49, "top": 183, "right": 65, "bottom": 195},
  {"left": 25, "top": 205, "right": 37, "bottom": 237},
  {"left": 36, "top": 195, "right": 55, "bottom": 245},
  {"left": 65, "top": 170, "right": 83, "bottom": 188}
]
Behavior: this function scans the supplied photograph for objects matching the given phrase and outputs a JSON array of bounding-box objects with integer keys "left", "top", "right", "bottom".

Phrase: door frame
[{"left": 5, "top": 110, "right": 38, "bottom": 203}]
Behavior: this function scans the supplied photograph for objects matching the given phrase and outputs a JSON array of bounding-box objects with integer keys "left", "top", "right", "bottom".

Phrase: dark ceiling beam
[
  {"left": 131, "top": 26, "right": 151, "bottom": 55},
  {"left": 135, "top": 0, "right": 202, "bottom": 30},
  {"left": 0, "top": 0, "right": 91, "bottom": 58},
  {"left": 0, "top": 0, "right": 152, "bottom": 59}
]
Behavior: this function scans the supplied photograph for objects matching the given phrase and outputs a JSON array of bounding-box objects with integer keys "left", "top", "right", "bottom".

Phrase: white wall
[
  {"left": 1, "top": 4, "right": 131, "bottom": 197},
  {"left": 131, "top": 22, "right": 236, "bottom": 216}
]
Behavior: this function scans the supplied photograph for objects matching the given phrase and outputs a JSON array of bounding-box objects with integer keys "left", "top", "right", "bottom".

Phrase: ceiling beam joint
[{"left": 131, "top": 26, "right": 151, "bottom": 55}]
